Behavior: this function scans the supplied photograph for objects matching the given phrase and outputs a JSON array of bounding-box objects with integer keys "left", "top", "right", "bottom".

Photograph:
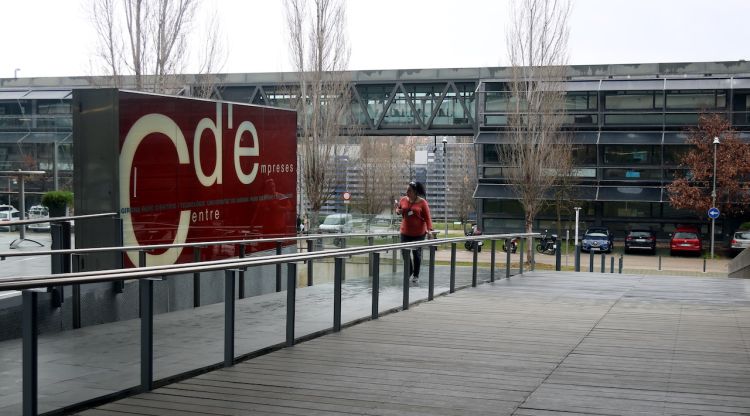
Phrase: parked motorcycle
[
  {"left": 502, "top": 237, "right": 519, "bottom": 253},
  {"left": 536, "top": 230, "right": 557, "bottom": 255},
  {"left": 464, "top": 227, "right": 483, "bottom": 252}
]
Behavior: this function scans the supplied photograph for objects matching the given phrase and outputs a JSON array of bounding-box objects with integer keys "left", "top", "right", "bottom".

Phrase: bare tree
[
  {"left": 449, "top": 142, "right": 479, "bottom": 225},
  {"left": 500, "top": 0, "right": 572, "bottom": 258},
  {"left": 285, "top": 0, "right": 352, "bottom": 231},
  {"left": 353, "top": 138, "right": 390, "bottom": 216},
  {"left": 193, "top": 8, "right": 226, "bottom": 98},
  {"left": 89, "top": 0, "right": 218, "bottom": 94}
]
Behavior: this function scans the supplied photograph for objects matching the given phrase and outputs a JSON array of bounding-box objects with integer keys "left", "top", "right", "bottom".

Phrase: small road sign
[
  {"left": 342, "top": 192, "right": 351, "bottom": 201},
  {"left": 708, "top": 207, "right": 720, "bottom": 219}
]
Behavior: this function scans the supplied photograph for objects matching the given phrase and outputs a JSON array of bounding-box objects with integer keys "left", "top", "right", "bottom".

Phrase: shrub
[{"left": 41, "top": 191, "right": 73, "bottom": 212}]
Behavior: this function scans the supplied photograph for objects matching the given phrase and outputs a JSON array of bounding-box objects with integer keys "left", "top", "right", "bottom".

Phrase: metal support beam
[
  {"left": 471, "top": 241, "right": 478, "bottom": 287},
  {"left": 238, "top": 245, "right": 246, "bottom": 299},
  {"left": 139, "top": 279, "right": 153, "bottom": 391},
  {"left": 428, "top": 246, "right": 435, "bottom": 301},
  {"left": 490, "top": 240, "right": 496, "bottom": 282},
  {"left": 402, "top": 249, "right": 410, "bottom": 310},
  {"left": 22, "top": 290, "right": 38, "bottom": 416},
  {"left": 450, "top": 243, "right": 456, "bottom": 293},
  {"left": 276, "top": 242, "right": 282, "bottom": 292},
  {"left": 286, "top": 263, "right": 296, "bottom": 347},
  {"left": 371, "top": 253, "right": 380, "bottom": 319},
  {"left": 333, "top": 257, "right": 344, "bottom": 332},
  {"left": 306, "top": 239, "right": 314, "bottom": 286},
  {"left": 193, "top": 247, "right": 201, "bottom": 307},
  {"left": 224, "top": 270, "right": 235, "bottom": 367}
]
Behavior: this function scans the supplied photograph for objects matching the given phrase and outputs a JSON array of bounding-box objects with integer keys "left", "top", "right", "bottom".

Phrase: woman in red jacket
[{"left": 395, "top": 181, "right": 433, "bottom": 283}]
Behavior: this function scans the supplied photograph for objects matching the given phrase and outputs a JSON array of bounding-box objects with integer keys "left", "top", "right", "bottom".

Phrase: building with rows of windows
[{"left": 1, "top": 60, "right": 749, "bottom": 241}]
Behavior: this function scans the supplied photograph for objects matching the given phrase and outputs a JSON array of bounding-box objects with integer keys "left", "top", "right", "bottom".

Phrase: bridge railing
[{"left": 0, "top": 230, "right": 539, "bottom": 416}]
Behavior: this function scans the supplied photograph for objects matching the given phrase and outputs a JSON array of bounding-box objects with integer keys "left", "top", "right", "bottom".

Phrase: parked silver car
[{"left": 730, "top": 230, "right": 750, "bottom": 253}]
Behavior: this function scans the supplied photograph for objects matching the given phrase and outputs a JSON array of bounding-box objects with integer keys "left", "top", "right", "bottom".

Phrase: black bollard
[
  {"left": 589, "top": 250, "right": 594, "bottom": 272},
  {"left": 574, "top": 244, "right": 581, "bottom": 272},
  {"left": 610, "top": 256, "right": 614, "bottom": 273},
  {"left": 658, "top": 255, "right": 661, "bottom": 271},
  {"left": 600, "top": 253, "right": 605, "bottom": 273},
  {"left": 618, "top": 255, "right": 623, "bottom": 273},
  {"left": 555, "top": 243, "right": 561, "bottom": 271}
]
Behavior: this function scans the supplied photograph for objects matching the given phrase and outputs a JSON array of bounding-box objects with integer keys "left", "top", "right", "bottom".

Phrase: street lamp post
[
  {"left": 574, "top": 206, "right": 582, "bottom": 271},
  {"left": 442, "top": 137, "right": 448, "bottom": 238},
  {"left": 711, "top": 136, "right": 720, "bottom": 259}
]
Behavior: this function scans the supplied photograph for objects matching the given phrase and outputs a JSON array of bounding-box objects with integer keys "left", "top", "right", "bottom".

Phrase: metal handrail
[
  {"left": 0, "top": 233, "right": 539, "bottom": 290},
  {"left": 0, "top": 231, "right": 401, "bottom": 259},
  {"left": 1, "top": 212, "right": 118, "bottom": 226}
]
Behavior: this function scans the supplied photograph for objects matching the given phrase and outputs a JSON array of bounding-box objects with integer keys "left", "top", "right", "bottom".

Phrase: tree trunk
[{"left": 525, "top": 211, "right": 534, "bottom": 264}]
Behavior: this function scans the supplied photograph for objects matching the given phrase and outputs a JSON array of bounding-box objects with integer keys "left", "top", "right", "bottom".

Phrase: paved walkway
[
  {"left": 0, "top": 262, "right": 492, "bottom": 415},
  {"left": 79, "top": 271, "right": 750, "bottom": 416}
]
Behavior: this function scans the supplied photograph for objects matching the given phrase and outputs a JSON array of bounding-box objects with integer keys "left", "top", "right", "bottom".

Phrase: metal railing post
[
  {"left": 333, "top": 257, "right": 344, "bottom": 332},
  {"left": 22, "top": 290, "right": 38, "bottom": 416},
  {"left": 520, "top": 237, "right": 524, "bottom": 275},
  {"left": 224, "top": 270, "right": 235, "bottom": 366},
  {"left": 368, "top": 236, "right": 374, "bottom": 278},
  {"left": 286, "top": 263, "right": 297, "bottom": 347},
  {"left": 371, "top": 253, "right": 380, "bottom": 320},
  {"left": 472, "top": 240, "right": 478, "bottom": 287},
  {"left": 428, "top": 246, "right": 435, "bottom": 300},
  {"left": 238, "top": 245, "right": 246, "bottom": 299},
  {"left": 306, "top": 239, "right": 314, "bottom": 286},
  {"left": 276, "top": 242, "right": 282, "bottom": 292},
  {"left": 450, "top": 243, "right": 456, "bottom": 293},
  {"left": 193, "top": 247, "right": 202, "bottom": 307},
  {"left": 139, "top": 278, "right": 153, "bottom": 391},
  {"left": 392, "top": 235, "right": 398, "bottom": 274},
  {"left": 490, "top": 240, "right": 496, "bottom": 282},
  {"left": 402, "top": 249, "right": 411, "bottom": 310},
  {"left": 506, "top": 239, "right": 511, "bottom": 279},
  {"left": 531, "top": 238, "right": 535, "bottom": 271},
  {"left": 71, "top": 253, "right": 82, "bottom": 329}
]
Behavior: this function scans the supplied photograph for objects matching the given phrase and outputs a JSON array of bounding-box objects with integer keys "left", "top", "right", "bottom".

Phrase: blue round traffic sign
[{"left": 708, "top": 207, "right": 720, "bottom": 219}]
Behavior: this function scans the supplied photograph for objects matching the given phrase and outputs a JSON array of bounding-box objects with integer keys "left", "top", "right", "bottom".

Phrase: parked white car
[
  {"left": 319, "top": 214, "right": 353, "bottom": 234},
  {"left": 27, "top": 205, "right": 51, "bottom": 232},
  {"left": 0, "top": 205, "right": 20, "bottom": 231}
]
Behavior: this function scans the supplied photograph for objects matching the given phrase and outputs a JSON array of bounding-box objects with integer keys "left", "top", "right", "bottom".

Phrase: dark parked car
[
  {"left": 670, "top": 226, "right": 702, "bottom": 256},
  {"left": 624, "top": 229, "right": 656, "bottom": 254}
]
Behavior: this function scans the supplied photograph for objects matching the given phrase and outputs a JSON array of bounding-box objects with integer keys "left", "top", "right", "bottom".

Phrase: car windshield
[
  {"left": 0, "top": 206, "right": 15, "bottom": 213},
  {"left": 674, "top": 232, "right": 697, "bottom": 239},
  {"left": 585, "top": 233, "right": 608, "bottom": 239},
  {"left": 630, "top": 231, "right": 652, "bottom": 238},
  {"left": 735, "top": 232, "right": 750, "bottom": 239},
  {"left": 323, "top": 216, "right": 347, "bottom": 225}
]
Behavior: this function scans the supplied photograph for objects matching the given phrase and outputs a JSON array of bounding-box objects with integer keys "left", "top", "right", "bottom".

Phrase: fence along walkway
[{"left": 81, "top": 271, "right": 750, "bottom": 416}]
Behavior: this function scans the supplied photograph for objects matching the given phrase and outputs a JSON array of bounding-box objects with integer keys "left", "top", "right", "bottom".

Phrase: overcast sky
[{"left": 3, "top": 0, "right": 749, "bottom": 79}]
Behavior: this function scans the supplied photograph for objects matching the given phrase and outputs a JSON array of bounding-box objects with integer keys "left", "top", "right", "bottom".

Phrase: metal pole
[
  {"left": 471, "top": 241, "right": 478, "bottom": 287},
  {"left": 589, "top": 250, "right": 594, "bottom": 272},
  {"left": 600, "top": 253, "right": 605, "bottom": 273},
  {"left": 658, "top": 255, "right": 662, "bottom": 271},
  {"left": 490, "top": 240, "right": 496, "bottom": 282},
  {"left": 333, "top": 257, "right": 343, "bottom": 332},
  {"left": 711, "top": 137, "right": 718, "bottom": 259},
  {"left": 140, "top": 279, "right": 153, "bottom": 391},
  {"left": 450, "top": 243, "right": 456, "bottom": 293},
  {"left": 555, "top": 243, "right": 561, "bottom": 271},
  {"left": 505, "top": 239, "right": 511, "bottom": 279},
  {"left": 224, "top": 270, "right": 235, "bottom": 366},
  {"left": 519, "top": 238, "right": 524, "bottom": 275},
  {"left": 276, "top": 242, "right": 282, "bottom": 292},
  {"left": 193, "top": 247, "right": 201, "bottom": 307},
  {"left": 22, "top": 291, "right": 38, "bottom": 416},
  {"left": 286, "top": 263, "right": 296, "bottom": 347},
  {"left": 371, "top": 253, "right": 380, "bottom": 319},
  {"left": 574, "top": 244, "right": 581, "bottom": 272},
  {"left": 19, "top": 175, "right": 26, "bottom": 241},
  {"left": 428, "top": 246, "right": 435, "bottom": 300},
  {"left": 307, "top": 239, "right": 314, "bottom": 286},
  {"left": 610, "top": 256, "right": 614, "bottom": 273},
  {"left": 238, "top": 245, "right": 246, "bottom": 299},
  {"left": 443, "top": 141, "right": 448, "bottom": 239},
  {"left": 530, "top": 238, "right": 535, "bottom": 271},
  {"left": 402, "top": 249, "right": 410, "bottom": 310}
]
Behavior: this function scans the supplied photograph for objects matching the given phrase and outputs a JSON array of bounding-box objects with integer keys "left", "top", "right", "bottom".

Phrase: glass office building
[{"left": 1, "top": 61, "right": 749, "bottom": 240}]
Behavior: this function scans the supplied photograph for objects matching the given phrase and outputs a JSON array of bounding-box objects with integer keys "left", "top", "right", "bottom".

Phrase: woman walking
[{"left": 395, "top": 181, "right": 433, "bottom": 283}]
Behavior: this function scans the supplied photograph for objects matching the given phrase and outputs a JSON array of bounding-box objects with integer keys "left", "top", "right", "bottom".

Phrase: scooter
[
  {"left": 536, "top": 231, "right": 557, "bottom": 255},
  {"left": 502, "top": 237, "right": 519, "bottom": 253},
  {"left": 464, "top": 228, "right": 483, "bottom": 252}
]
